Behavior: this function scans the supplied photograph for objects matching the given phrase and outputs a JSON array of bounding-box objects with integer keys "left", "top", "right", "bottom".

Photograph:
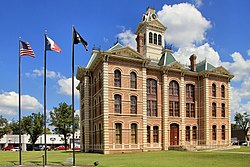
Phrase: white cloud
[
  {"left": 0, "top": 91, "right": 43, "bottom": 115},
  {"left": 117, "top": 29, "right": 136, "bottom": 50},
  {"left": 25, "top": 68, "right": 64, "bottom": 79},
  {"left": 157, "top": 3, "right": 211, "bottom": 48},
  {"left": 194, "top": 0, "right": 203, "bottom": 8},
  {"left": 57, "top": 76, "right": 80, "bottom": 97},
  {"left": 174, "top": 43, "right": 221, "bottom": 66}
]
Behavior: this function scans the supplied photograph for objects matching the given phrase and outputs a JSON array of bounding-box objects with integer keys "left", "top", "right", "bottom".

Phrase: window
[
  {"left": 154, "top": 33, "right": 157, "bottom": 44},
  {"left": 212, "top": 103, "right": 216, "bottom": 117},
  {"left": 169, "top": 81, "right": 179, "bottom": 96},
  {"left": 158, "top": 34, "right": 162, "bottom": 45},
  {"left": 99, "top": 124, "right": 102, "bottom": 145},
  {"left": 153, "top": 126, "right": 159, "bottom": 143},
  {"left": 221, "top": 125, "right": 225, "bottom": 140},
  {"left": 114, "top": 94, "right": 121, "bottom": 113},
  {"left": 169, "top": 101, "right": 180, "bottom": 117},
  {"left": 212, "top": 125, "right": 217, "bottom": 140},
  {"left": 186, "top": 126, "right": 190, "bottom": 141},
  {"left": 221, "top": 103, "right": 225, "bottom": 117},
  {"left": 115, "top": 123, "right": 122, "bottom": 144},
  {"left": 147, "top": 80, "right": 150, "bottom": 94},
  {"left": 149, "top": 32, "right": 153, "bottom": 43},
  {"left": 147, "top": 79, "right": 157, "bottom": 95},
  {"left": 192, "top": 126, "right": 197, "bottom": 140},
  {"left": 131, "top": 124, "right": 137, "bottom": 144},
  {"left": 114, "top": 70, "right": 121, "bottom": 87},
  {"left": 186, "top": 103, "right": 195, "bottom": 118},
  {"left": 186, "top": 84, "right": 194, "bottom": 99},
  {"left": 221, "top": 85, "right": 225, "bottom": 98},
  {"left": 130, "top": 96, "right": 137, "bottom": 114},
  {"left": 169, "top": 101, "right": 173, "bottom": 116},
  {"left": 130, "top": 72, "right": 137, "bottom": 89},
  {"left": 143, "top": 33, "right": 146, "bottom": 45},
  {"left": 147, "top": 126, "right": 151, "bottom": 143},
  {"left": 147, "top": 79, "right": 158, "bottom": 117},
  {"left": 212, "top": 84, "right": 216, "bottom": 97},
  {"left": 152, "top": 101, "right": 157, "bottom": 116},
  {"left": 99, "top": 96, "right": 102, "bottom": 115},
  {"left": 147, "top": 100, "right": 151, "bottom": 116},
  {"left": 147, "top": 100, "right": 157, "bottom": 116},
  {"left": 152, "top": 80, "right": 157, "bottom": 94}
]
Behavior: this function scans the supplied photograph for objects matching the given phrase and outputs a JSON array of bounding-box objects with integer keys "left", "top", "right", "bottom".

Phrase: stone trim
[
  {"left": 228, "top": 81, "right": 231, "bottom": 144},
  {"left": 180, "top": 76, "right": 185, "bottom": 145},
  {"left": 84, "top": 76, "right": 90, "bottom": 152},
  {"left": 162, "top": 73, "right": 168, "bottom": 149},
  {"left": 204, "top": 78, "right": 209, "bottom": 144},
  {"left": 142, "top": 67, "right": 147, "bottom": 151}
]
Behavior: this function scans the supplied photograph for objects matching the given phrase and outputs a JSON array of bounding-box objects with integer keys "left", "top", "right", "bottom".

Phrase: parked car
[
  {"left": 72, "top": 147, "right": 80, "bottom": 151},
  {"left": 34, "top": 145, "right": 51, "bottom": 151},
  {"left": 55, "top": 145, "right": 69, "bottom": 150},
  {"left": 2, "top": 145, "right": 14, "bottom": 151},
  {"left": 11, "top": 147, "right": 20, "bottom": 151}
]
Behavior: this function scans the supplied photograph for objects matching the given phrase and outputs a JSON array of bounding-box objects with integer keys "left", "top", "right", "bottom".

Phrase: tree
[
  {"left": 7, "top": 120, "right": 24, "bottom": 135},
  {"left": 0, "top": 115, "right": 10, "bottom": 138},
  {"left": 49, "top": 102, "right": 79, "bottom": 150},
  {"left": 22, "top": 113, "right": 44, "bottom": 150},
  {"left": 234, "top": 112, "right": 250, "bottom": 141}
]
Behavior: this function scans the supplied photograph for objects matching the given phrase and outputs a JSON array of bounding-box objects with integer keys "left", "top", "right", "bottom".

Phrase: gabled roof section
[
  {"left": 196, "top": 60, "right": 215, "bottom": 72},
  {"left": 107, "top": 45, "right": 144, "bottom": 60},
  {"left": 158, "top": 49, "right": 176, "bottom": 66},
  {"left": 108, "top": 42, "right": 123, "bottom": 51},
  {"left": 210, "top": 66, "right": 233, "bottom": 77}
]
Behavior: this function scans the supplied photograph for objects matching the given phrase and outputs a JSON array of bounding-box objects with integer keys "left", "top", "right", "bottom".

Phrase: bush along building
[{"left": 76, "top": 7, "right": 234, "bottom": 154}]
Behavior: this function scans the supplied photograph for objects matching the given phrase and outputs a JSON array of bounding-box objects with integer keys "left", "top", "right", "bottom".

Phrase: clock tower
[{"left": 136, "top": 7, "right": 167, "bottom": 61}]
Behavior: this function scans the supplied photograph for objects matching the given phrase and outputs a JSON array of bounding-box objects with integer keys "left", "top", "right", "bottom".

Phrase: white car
[{"left": 11, "top": 147, "right": 20, "bottom": 151}]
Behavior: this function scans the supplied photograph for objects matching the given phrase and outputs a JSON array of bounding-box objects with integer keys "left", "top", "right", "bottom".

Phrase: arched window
[
  {"left": 221, "top": 103, "right": 225, "bottom": 117},
  {"left": 192, "top": 126, "right": 197, "bottom": 140},
  {"left": 130, "top": 96, "right": 137, "bottom": 114},
  {"left": 169, "top": 81, "right": 180, "bottom": 117},
  {"left": 154, "top": 33, "right": 157, "bottom": 44},
  {"left": 221, "top": 125, "right": 225, "bottom": 140},
  {"left": 114, "top": 70, "right": 121, "bottom": 87},
  {"left": 149, "top": 32, "right": 153, "bottom": 43},
  {"left": 158, "top": 34, "right": 162, "bottom": 45},
  {"left": 212, "top": 125, "right": 217, "bottom": 140},
  {"left": 115, "top": 123, "right": 122, "bottom": 144},
  {"left": 131, "top": 123, "right": 137, "bottom": 144},
  {"left": 114, "top": 94, "right": 121, "bottom": 113},
  {"left": 212, "top": 83, "right": 216, "bottom": 97},
  {"left": 212, "top": 102, "right": 216, "bottom": 117},
  {"left": 130, "top": 72, "right": 137, "bottom": 89},
  {"left": 153, "top": 126, "right": 159, "bottom": 143},
  {"left": 147, "top": 126, "right": 151, "bottom": 143},
  {"left": 221, "top": 85, "right": 225, "bottom": 98},
  {"left": 185, "top": 126, "right": 190, "bottom": 141}
]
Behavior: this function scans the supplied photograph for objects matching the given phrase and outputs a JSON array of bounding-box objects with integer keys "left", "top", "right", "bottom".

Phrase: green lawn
[{"left": 0, "top": 147, "right": 249, "bottom": 166}]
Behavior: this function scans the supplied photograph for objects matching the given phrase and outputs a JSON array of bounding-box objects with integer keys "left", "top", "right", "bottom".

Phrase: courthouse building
[{"left": 76, "top": 8, "right": 234, "bottom": 154}]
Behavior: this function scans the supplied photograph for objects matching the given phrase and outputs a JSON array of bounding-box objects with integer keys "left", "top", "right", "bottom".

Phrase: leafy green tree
[
  {"left": 22, "top": 113, "right": 44, "bottom": 150},
  {"left": 234, "top": 112, "right": 250, "bottom": 141},
  {"left": 0, "top": 115, "right": 10, "bottom": 138},
  {"left": 49, "top": 102, "right": 79, "bottom": 150},
  {"left": 7, "top": 120, "right": 24, "bottom": 135}
]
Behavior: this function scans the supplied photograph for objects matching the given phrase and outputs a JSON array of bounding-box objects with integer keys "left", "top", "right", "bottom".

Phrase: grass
[{"left": 0, "top": 147, "right": 249, "bottom": 166}]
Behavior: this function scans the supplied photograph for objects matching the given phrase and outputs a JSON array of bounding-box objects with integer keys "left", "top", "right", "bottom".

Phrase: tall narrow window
[
  {"left": 212, "top": 84, "right": 216, "bottom": 97},
  {"left": 152, "top": 80, "right": 157, "bottom": 94},
  {"left": 221, "top": 125, "right": 225, "bottom": 140},
  {"left": 114, "top": 94, "right": 121, "bottom": 113},
  {"left": 152, "top": 101, "right": 157, "bottom": 116},
  {"left": 192, "top": 126, "right": 197, "bottom": 140},
  {"left": 147, "top": 79, "right": 157, "bottom": 117},
  {"left": 174, "top": 102, "right": 179, "bottom": 117},
  {"left": 212, "top": 102, "right": 216, "bottom": 117},
  {"left": 143, "top": 33, "right": 146, "bottom": 45},
  {"left": 115, "top": 123, "right": 122, "bottom": 144},
  {"left": 169, "top": 81, "right": 180, "bottom": 117},
  {"left": 130, "top": 72, "right": 137, "bottom": 89},
  {"left": 190, "top": 104, "right": 195, "bottom": 117},
  {"left": 185, "top": 126, "right": 190, "bottom": 141},
  {"left": 221, "top": 103, "right": 225, "bottom": 117},
  {"left": 147, "top": 126, "right": 151, "bottom": 143},
  {"left": 158, "top": 34, "right": 162, "bottom": 45},
  {"left": 169, "top": 81, "right": 179, "bottom": 96},
  {"left": 221, "top": 85, "right": 225, "bottom": 98},
  {"left": 149, "top": 32, "right": 153, "bottom": 43},
  {"left": 114, "top": 70, "right": 121, "bottom": 87},
  {"left": 169, "top": 101, "right": 174, "bottom": 116},
  {"left": 153, "top": 126, "right": 159, "bottom": 143},
  {"left": 186, "top": 103, "right": 190, "bottom": 117},
  {"left": 147, "top": 100, "right": 151, "bottom": 116},
  {"left": 212, "top": 125, "right": 217, "bottom": 140},
  {"left": 131, "top": 123, "right": 137, "bottom": 144},
  {"left": 154, "top": 33, "right": 157, "bottom": 44},
  {"left": 130, "top": 96, "right": 137, "bottom": 114}
]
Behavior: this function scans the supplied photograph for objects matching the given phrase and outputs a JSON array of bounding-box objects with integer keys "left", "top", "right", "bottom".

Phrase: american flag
[{"left": 20, "top": 41, "right": 35, "bottom": 57}]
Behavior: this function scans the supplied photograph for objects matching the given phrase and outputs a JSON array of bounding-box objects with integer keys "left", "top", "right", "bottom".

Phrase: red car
[
  {"left": 55, "top": 145, "right": 69, "bottom": 150},
  {"left": 2, "top": 145, "right": 14, "bottom": 151},
  {"left": 72, "top": 147, "right": 80, "bottom": 151}
]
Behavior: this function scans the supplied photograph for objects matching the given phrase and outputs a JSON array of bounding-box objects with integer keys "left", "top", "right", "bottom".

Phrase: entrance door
[{"left": 170, "top": 124, "right": 179, "bottom": 145}]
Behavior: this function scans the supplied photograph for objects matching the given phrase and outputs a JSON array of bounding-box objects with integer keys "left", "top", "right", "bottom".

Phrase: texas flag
[{"left": 45, "top": 35, "right": 62, "bottom": 52}]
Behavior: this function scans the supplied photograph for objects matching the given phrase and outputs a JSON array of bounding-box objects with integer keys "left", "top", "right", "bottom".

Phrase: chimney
[
  {"left": 189, "top": 54, "right": 197, "bottom": 71},
  {"left": 136, "top": 32, "right": 143, "bottom": 54}
]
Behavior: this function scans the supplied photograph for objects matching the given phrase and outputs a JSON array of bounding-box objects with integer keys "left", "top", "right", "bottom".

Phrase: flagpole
[
  {"left": 72, "top": 26, "right": 76, "bottom": 166},
  {"left": 44, "top": 33, "right": 47, "bottom": 165},
  {"left": 18, "top": 37, "right": 22, "bottom": 165}
]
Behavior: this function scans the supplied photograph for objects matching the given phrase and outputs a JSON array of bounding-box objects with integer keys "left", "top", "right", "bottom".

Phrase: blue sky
[{"left": 0, "top": 0, "right": 250, "bottom": 121}]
